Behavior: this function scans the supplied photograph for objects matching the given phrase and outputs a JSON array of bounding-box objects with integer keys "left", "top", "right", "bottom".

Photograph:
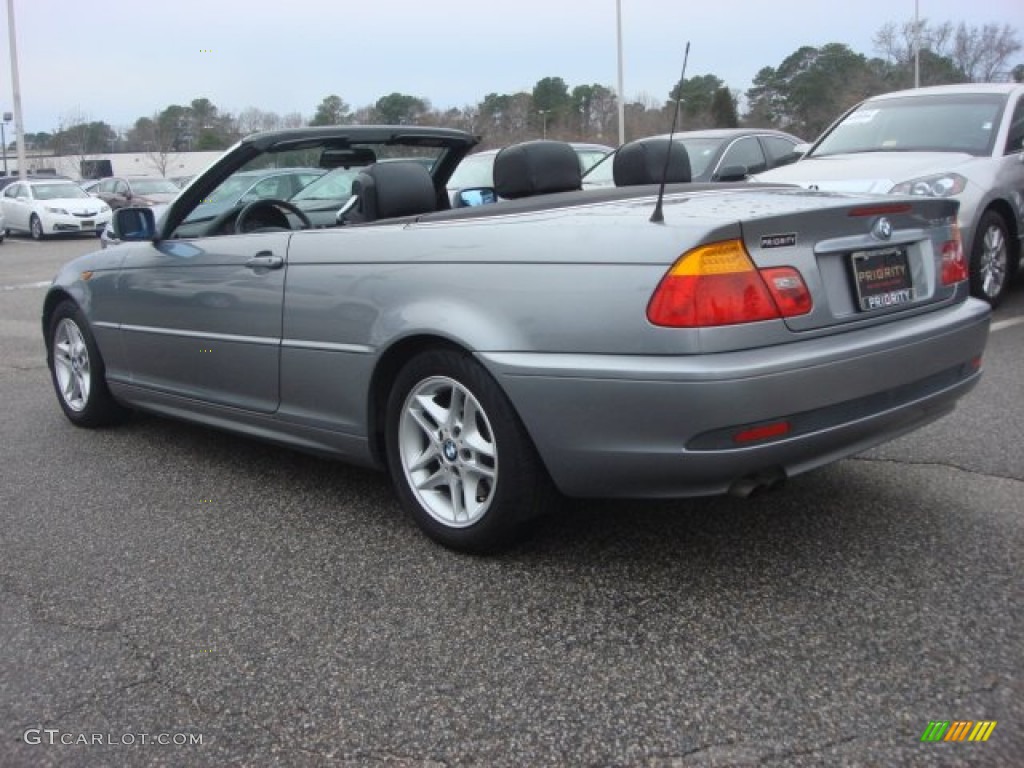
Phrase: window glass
[
  {"left": 1004, "top": 96, "right": 1024, "bottom": 155},
  {"left": 32, "top": 183, "right": 90, "bottom": 200},
  {"left": 761, "top": 135, "right": 799, "bottom": 164},
  {"left": 814, "top": 93, "right": 1005, "bottom": 157},
  {"left": 718, "top": 137, "right": 767, "bottom": 175}
]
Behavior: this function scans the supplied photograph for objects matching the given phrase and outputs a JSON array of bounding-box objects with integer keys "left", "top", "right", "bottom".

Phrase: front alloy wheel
[
  {"left": 970, "top": 211, "right": 1012, "bottom": 306},
  {"left": 30, "top": 214, "right": 45, "bottom": 240},
  {"left": 48, "top": 300, "right": 127, "bottom": 427},
  {"left": 386, "top": 348, "right": 555, "bottom": 553},
  {"left": 53, "top": 317, "right": 92, "bottom": 412}
]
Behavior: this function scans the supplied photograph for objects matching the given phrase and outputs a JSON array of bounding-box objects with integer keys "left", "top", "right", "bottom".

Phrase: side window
[
  {"left": 1004, "top": 97, "right": 1024, "bottom": 155},
  {"left": 718, "top": 137, "right": 767, "bottom": 176},
  {"left": 115, "top": 180, "right": 129, "bottom": 195},
  {"left": 761, "top": 136, "right": 799, "bottom": 166},
  {"left": 97, "top": 179, "right": 114, "bottom": 195},
  {"left": 295, "top": 173, "right": 321, "bottom": 194},
  {"left": 4, "top": 183, "right": 20, "bottom": 198},
  {"left": 242, "top": 177, "right": 278, "bottom": 202}
]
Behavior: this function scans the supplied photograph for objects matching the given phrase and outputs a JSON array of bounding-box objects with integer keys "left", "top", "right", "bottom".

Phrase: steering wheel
[{"left": 235, "top": 198, "right": 312, "bottom": 234}]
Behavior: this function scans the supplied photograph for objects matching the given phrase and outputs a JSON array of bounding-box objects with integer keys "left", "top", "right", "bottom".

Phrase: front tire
[
  {"left": 969, "top": 210, "right": 1013, "bottom": 307},
  {"left": 48, "top": 300, "right": 128, "bottom": 427},
  {"left": 385, "top": 348, "right": 555, "bottom": 553},
  {"left": 30, "top": 214, "right": 45, "bottom": 240}
]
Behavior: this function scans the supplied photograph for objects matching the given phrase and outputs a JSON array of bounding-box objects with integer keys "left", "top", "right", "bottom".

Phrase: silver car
[
  {"left": 43, "top": 126, "right": 990, "bottom": 552},
  {"left": 754, "top": 83, "right": 1024, "bottom": 306}
]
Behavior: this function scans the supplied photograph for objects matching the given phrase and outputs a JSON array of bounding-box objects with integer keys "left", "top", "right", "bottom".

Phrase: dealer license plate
[{"left": 851, "top": 247, "right": 913, "bottom": 311}]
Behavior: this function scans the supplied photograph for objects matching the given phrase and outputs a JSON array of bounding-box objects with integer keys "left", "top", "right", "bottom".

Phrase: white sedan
[{"left": 1, "top": 179, "right": 111, "bottom": 239}]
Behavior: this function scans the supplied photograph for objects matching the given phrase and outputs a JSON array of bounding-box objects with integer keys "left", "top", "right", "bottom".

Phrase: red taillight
[
  {"left": 760, "top": 267, "right": 813, "bottom": 317},
  {"left": 940, "top": 224, "right": 967, "bottom": 285},
  {"left": 647, "top": 240, "right": 811, "bottom": 327}
]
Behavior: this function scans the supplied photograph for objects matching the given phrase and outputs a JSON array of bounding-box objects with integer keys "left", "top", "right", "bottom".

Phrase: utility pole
[
  {"left": 616, "top": 0, "right": 625, "bottom": 145},
  {"left": 7, "top": 0, "right": 28, "bottom": 179}
]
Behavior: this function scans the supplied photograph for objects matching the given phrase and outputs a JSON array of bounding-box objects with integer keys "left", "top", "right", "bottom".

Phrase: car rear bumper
[{"left": 481, "top": 298, "right": 990, "bottom": 498}]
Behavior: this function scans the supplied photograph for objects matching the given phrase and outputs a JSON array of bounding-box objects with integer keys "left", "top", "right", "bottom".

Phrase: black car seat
[
  {"left": 612, "top": 138, "right": 691, "bottom": 186},
  {"left": 345, "top": 161, "right": 438, "bottom": 224},
  {"left": 493, "top": 140, "right": 582, "bottom": 199}
]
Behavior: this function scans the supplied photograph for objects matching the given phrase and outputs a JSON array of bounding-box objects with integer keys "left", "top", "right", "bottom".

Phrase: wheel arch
[
  {"left": 41, "top": 289, "right": 77, "bottom": 353},
  {"left": 366, "top": 334, "right": 473, "bottom": 466}
]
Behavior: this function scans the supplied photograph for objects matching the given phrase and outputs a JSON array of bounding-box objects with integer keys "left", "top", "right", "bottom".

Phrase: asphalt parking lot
[{"left": 1, "top": 234, "right": 1022, "bottom": 767}]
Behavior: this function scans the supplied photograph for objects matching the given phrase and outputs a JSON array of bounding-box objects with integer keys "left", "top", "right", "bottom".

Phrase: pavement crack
[
  {"left": 758, "top": 734, "right": 860, "bottom": 763},
  {"left": 851, "top": 455, "right": 1023, "bottom": 484}
]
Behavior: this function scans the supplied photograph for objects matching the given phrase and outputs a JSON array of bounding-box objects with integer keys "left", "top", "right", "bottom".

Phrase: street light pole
[
  {"left": 538, "top": 109, "right": 548, "bottom": 139},
  {"left": 616, "top": 0, "right": 625, "bottom": 145},
  {"left": 6, "top": 0, "right": 28, "bottom": 179}
]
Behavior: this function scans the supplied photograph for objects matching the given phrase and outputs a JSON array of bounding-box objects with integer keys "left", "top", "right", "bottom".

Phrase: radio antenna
[{"left": 650, "top": 42, "right": 690, "bottom": 224}]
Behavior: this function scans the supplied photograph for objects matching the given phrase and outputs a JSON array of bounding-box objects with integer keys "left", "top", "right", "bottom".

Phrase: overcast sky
[{"left": 2, "top": 0, "right": 1021, "bottom": 134}]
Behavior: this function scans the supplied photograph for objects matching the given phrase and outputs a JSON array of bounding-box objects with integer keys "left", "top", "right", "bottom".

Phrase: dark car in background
[
  {"left": 92, "top": 176, "right": 181, "bottom": 210},
  {"left": 583, "top": 129, "right": 804, "bottom": 188}
]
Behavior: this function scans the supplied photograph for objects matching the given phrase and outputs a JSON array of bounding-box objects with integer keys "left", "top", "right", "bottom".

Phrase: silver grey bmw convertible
[{"left": 43, "top": 126, "right": 991, "bottom": 552}]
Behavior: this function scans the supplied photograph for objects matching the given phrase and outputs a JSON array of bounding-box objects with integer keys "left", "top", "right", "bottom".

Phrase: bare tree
[
  {"left": 951, "top": 23, "right": 1022, "bottom": 81},
  {"left": 56, "top": 108, "right": 96, "bottom": 175},
  {"left": 875, "top": 19, "right": 1020, "bottom": 82},
  {"left": 236, "top": 107, "right": 284, "bottom": 136},
  {"left": 131, "top": 114, "right": 179, "bottom": 176}
]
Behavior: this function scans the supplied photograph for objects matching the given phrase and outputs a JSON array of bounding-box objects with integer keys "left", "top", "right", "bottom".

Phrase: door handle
[{"left": 245, "top": 252, "right": 284, "bottom": 270}]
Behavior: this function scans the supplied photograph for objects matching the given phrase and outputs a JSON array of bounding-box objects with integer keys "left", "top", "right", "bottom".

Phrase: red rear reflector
[
  {"left": 733, "top": 421, "right": 791, "bottom": 444},
  {"left": 647, "top": 240, "right": 781, "bottom": 327},
  {"left": 848, "top": 204, "right": 912, "bottom": 217},
  {"left": 970, "top": 356, "right": 982, "bottom": 370}
]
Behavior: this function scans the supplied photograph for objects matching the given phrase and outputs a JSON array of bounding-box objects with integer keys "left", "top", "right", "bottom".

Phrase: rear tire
[
  {"left": 385, "top": 348, "right": 555, "bottom": 553},
  {"left": 47, "top": 300, "right": 128, "bottom": 427},
  {"left": 30, "top": 214, "right": 45, "bottom": 240},
  {"left": 969, "top": 210, "right": 1013, "bottom": 307}
]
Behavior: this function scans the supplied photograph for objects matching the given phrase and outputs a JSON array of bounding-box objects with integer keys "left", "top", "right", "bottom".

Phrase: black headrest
[
  {"left": 350, "top": 161, "right": 437, "bottom": 223},
  {"left": 613, "top": 138, "right": 691, "bottom": 186},
  {"left": 493, "top": 140, "right": 582, "bottom": 199}
]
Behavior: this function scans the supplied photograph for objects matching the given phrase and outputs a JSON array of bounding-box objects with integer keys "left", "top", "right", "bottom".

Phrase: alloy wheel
[
  {"left": 52, "top": 318, "right": 91, "bottom": 412},
  {"left": 397, "top": 375, "right": 498, "bottom": 528}
]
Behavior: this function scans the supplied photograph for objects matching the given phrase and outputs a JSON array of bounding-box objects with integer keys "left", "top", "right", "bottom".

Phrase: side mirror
[
  {"left": 113, "top": 207, "right": 157, "bottom": 241},
  {"left": 714, "top": 165, "right": 748, "bottom": 182},
  {"left": 457, "top": 187, "right": 498, "bottom": 207}
]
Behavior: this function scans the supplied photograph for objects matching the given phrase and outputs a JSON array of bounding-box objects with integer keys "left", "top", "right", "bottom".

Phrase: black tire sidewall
[{"left": 384, "top": 348, "right": 550, "bottom": 553}]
